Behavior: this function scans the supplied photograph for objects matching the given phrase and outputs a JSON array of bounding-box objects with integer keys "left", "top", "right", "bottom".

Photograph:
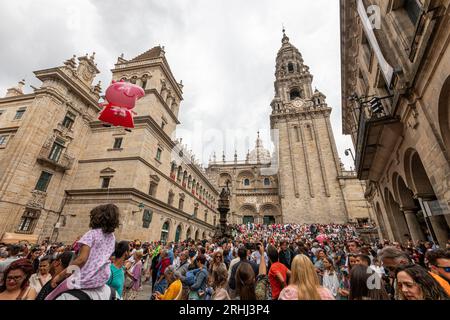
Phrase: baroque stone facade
[
  {"left": 0, "top": 49, "right": 218, "bottom": 244},
  {"left": 340, "top": 0, "right": 450, "bottom": 246},
  {"left": 207, "top": 32, "right": 374, "bottom": 226},
  {"left": 0, "top": 32, "right": 373, "bottom": 244}
]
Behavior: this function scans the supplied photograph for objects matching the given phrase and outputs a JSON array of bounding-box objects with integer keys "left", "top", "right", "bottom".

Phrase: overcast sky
[{"left": 0, "top": 0, "right": 356, "bottom": 169}]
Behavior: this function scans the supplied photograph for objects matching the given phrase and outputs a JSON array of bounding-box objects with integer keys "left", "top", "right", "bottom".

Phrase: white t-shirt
[{"left": 56, "top": 285, "right": 115, "bottom": 300}]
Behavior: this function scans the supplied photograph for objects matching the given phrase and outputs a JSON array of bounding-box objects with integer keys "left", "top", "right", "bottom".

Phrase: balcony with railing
[
  {"left": 355, "top": 102, "right": 402, "bottom": 181},
  {"left": 37, "top": 144, "right": 75, "bottom": 172}
]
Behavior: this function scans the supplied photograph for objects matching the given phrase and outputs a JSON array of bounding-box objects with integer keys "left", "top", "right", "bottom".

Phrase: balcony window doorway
[{"left": 49, "top": 139, "right": 65, "bottom": 162}]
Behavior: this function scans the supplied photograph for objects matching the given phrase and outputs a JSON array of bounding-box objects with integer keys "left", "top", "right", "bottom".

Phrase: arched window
[
  {"left": 141, "top": 76, "right": 148, "bottom": 90},
  {"left": 182, "top": 171, "right": 188, "bottom": 186},
  {"left": 288, "top": 63, "right": 294, "bottom": 73},
  {"left": 193, "top": 204, "right": 199, "bottom": 217},
  {"left": 170, "top": 162, "right": 177, "bottom": 180},
  {"left": 195, "top": 230, "right": 199, "bottom": 240},
  {"left": 175, "top": 225, "right": 181, "bottom": 242},
  {"left": 160, "top": 221, "right": 170, "bottom": 243},
  {"left": 264, "top": 178, "right": 271, "bottom": 186},
  {"left": 178, "top": 195, "right": 185, "bottom": 211},
  {"left": 130, "top": 76, "right": 137, "bottom": 85},
  {"left": 186, "top": 228, "right": 191, "bottom": 240},
  {"left": 177, "top": 166, "right": 183, "bottom": 181},
  {"left": 290, "top": 89, "right": 301, "bottom": 100},
  {"left": 244, "top": 179, "right": 250, "bottom": 186}
]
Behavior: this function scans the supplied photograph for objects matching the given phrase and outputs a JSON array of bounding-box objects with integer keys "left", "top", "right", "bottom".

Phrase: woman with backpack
[{"left": 188, "top": 254, "right": 208, "bottom": 300}]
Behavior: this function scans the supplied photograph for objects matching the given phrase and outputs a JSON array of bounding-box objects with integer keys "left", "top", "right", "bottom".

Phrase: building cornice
[
  {"left": 78, "top": 156, "right": 218, "bottom": 209},
  {"left": 0, "top": 93, "right": 36, "bottom": 105},
  {"left": 65, "top": 187, "right": 214, "bottom": 229},
  {"left": 33, "top": 68, "right": 100, "bottom": 111},
  {"left": 0, "top": 126, "right": 20, "bottom": 134}
]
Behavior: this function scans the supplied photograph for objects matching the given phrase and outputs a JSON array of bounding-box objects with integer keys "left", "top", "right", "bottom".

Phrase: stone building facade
[
  {"left": 340, "top": 0, "right": 450, "bottom": 246},
  {"left": 207, "top": 32, "right": 374, "bottom": 226},
  {"left": 206, "top": 133, "right": 282, "bottom": 225},
  {"left": 0, "top": 48, "right": 218, "bottom": 244},
  {"left": 0, "top": 32, "right": 374, "bottom": 245}
]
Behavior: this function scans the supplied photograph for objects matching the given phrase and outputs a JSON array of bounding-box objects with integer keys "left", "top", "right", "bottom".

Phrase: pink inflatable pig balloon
[{"left": 98, "top": 80, "right": 145, "bottom": 129}]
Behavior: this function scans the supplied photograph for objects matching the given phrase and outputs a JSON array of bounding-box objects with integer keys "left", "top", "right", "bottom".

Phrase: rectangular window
[
  {"left": 156, "top": 148, "right": 162, "bottom": 161},
  {"left": 17, "top": 209, "right": 40, "bottom": 233},
  {"left": 35, "top": 172, "right": 53, "bottom": 192},
  {"left": 49, "top": 140, "right": 65, "bottom": 162},
  {"left": 14, "top": 108, "right": 26, "bottom": 120},
  {"left": 404, "top": 0, "right": 422, "bottom": 25},
  {"left": 149, "top": 182, "right": 158, "bottom": 196},
  {"left": 0, "top": 135, "right": 7, "bottom": 146},
  {"left": 113, "top": 138, "right": 123, "bottom": 149},
  {"left": 178, "top": 198, "right": 184, "bottom": 211},
  {"left": 101, "top": 177, "right": 111, "bottom": 189},
  {"left": 62, "top": 112, "right": 76, "bottom": 130}
]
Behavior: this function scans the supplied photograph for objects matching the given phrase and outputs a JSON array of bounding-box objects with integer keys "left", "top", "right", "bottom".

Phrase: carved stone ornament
[{"left": 27, "top": 190, "right": 47, "bottom": 209}]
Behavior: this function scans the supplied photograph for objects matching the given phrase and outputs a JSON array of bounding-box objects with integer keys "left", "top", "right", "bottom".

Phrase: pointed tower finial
[{"left": 281, "top": 25, "right": 290, "bottom": 44}]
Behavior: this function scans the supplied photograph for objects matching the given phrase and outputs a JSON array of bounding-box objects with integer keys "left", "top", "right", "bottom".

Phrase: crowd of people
[{"left": 0, "top": 204, "right": 449, "bottom": 300}]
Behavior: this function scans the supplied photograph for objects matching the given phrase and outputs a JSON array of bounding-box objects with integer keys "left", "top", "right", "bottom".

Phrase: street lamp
[
  {"left": 345, "top": 148, "right": 355, "bottom": 163},
  {"left": 132, "top": 203, "right": 145, "bottom": 215}
]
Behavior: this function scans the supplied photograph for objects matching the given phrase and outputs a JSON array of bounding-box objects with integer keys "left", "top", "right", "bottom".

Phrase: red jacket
[{"left": 156, "top": 257, "right": 171, "bottom": 276}]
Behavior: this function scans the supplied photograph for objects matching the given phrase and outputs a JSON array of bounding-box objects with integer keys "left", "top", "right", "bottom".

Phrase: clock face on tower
[{"left": 292, "top": 99, "right": 305, "bottom": 109}]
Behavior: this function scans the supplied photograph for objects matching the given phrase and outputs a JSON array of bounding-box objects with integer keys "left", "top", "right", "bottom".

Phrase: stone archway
[
  {"left": 392, "top": 172, "right": 426, "bottom": 242},
  {"left": 384, "top": 188, "right": 410, "bottom": 243},
  {"left": 160, "top": 220, "right": 171, "bottom": 244},
  {"left": 259, "top": 203, "right": 281, "bottom": 225},
  {"left": 404, "top": 150, "right": 450, "bottom": 246},
  {"left": 239, "top": 204, "right": 257, "bottom": 224},
  {"left": 175, "top": 224, "right": 182, "bottom": 243},
  {"left": 194, "top": 229, "right": 199, "bottom": 241},
  {"left": 375, "top": 202, "right": 388, "bottom": 240},
  {"left": 186, "top": 227, "right": 192, "bottom": 241}
]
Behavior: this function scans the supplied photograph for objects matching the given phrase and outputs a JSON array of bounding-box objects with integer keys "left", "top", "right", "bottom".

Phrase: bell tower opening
[{"left": 290, "top": 88, "right": 302, "bottom": 100}]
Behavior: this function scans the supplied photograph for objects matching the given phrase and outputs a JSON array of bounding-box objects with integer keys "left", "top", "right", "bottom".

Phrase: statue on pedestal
[{"left": 213, "top": 180, "right": 233, "bottom": 243}]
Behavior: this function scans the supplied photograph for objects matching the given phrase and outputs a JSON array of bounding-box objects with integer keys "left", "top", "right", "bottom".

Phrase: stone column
[{"left": 402, "top": 208, "right": 425, "bottom": 242}]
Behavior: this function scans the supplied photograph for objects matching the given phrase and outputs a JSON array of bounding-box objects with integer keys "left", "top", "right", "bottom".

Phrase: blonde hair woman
[{"left": 278, "top": 254, "right": 334, "bottom": 300}]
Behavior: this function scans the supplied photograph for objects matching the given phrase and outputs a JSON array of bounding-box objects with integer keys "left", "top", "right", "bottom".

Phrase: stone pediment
[
  {"left": 150, "top": 174, "right": 160, "bottom": 182},
  {"left": 100, "top": 167, "right": 116, "bottom": 174}
]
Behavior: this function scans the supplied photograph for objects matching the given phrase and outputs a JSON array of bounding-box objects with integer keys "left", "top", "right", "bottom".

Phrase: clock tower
[{"left": 270, "top": 30, "right": 349, "bottom": 224}]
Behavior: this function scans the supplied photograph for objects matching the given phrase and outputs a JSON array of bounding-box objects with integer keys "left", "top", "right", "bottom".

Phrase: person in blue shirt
[{"left": 107, "top": 241, "right": 130, "bottom": 298}]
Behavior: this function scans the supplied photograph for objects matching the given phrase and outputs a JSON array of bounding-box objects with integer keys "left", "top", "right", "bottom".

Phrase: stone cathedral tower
[{"left": 270, "top": 31, "right": 349, "bottom": 224}]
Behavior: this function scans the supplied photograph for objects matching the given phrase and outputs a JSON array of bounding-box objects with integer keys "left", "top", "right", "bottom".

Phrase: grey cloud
[{"left": 0, "top": 0, "right": 355, "bottom": 169}]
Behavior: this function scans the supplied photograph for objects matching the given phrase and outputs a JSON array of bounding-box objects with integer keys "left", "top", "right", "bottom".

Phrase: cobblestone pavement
[{"left": 135, "top": 278, "right": 152, "bottom": 300}]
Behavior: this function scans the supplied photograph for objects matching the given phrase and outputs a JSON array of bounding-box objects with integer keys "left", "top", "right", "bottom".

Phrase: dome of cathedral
[{"left": 248, "top": 132, "right": 271, "bottom": 164}]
